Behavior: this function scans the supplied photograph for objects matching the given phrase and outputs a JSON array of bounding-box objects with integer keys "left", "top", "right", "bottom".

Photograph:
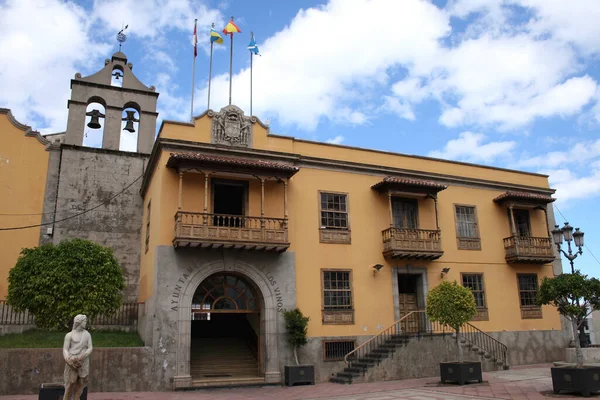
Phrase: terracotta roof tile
[
  {"left": 493, "top": 191, "right": 555, "bottom": 204},
  {"left": 167, "top": 152, "right": 299, "bottom": 174},
  {"left": 371, "top": 176, "right": 448, "bottom": 192}
]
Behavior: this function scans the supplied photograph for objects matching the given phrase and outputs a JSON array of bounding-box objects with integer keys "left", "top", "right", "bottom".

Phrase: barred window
[
  {"left": 518, "top": 274, "right": 539, "bottom": 307},
  {"left": 320, "top": 193, "right": 348, "bottom": 230},
  {"left": 145, "top": 200, "right": 151, "bottom": 253},
  {"left": 455, "top": 205, "right": 478, "bottom": 238},
  {"left": 462, "top": 274, "right": 486, "bottom": 308},
  {"left": 323, "top": 340, "right": 355, "bottom": 361},
  {"left": 323, "top": 270, "right": 353, "bottom": 310}
]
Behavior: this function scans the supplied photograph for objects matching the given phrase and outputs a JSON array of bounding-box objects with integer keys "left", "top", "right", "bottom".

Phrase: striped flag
[
  {"left": 222, "top": 19, "right": 241, "bottom": 35},
  {"left": 210, "top": 28, "right": 224, "bottom": 44},
  {"left": 192, "top": 20, "right": 198, "bottom": 57}
]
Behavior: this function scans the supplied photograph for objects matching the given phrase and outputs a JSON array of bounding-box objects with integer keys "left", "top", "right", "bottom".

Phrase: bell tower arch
[{"left": 64, "top": 51, "right": 159, "bottom": 153}]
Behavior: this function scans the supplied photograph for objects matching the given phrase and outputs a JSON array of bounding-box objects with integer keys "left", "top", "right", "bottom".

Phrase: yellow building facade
[
  {"left": 137, "top": 104, "right": 565, "bottom": 388},
  {"left": 0, "top": 53, "right": 567, "bottom": 390},
  {"left": 0, "top": 110, "right": 53, "bottom": 299}
]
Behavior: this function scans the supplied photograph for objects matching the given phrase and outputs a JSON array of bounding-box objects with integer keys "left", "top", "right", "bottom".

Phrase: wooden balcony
[
  {"left": 503, "top": 236, "right": 554, "bottom": 264},
  {"left": 382, "top": 228, "right": 443, "bottom": 260},
  {"left": 174, "top": 211, "right": 289, "bottom": 252}
]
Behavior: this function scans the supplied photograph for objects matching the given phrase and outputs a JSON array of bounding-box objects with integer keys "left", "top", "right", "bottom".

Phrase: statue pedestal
[{"left": 39, "top": 383, "right": 87, "bottom": 400}]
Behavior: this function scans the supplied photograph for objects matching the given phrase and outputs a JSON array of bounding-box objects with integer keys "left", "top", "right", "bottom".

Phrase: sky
[{"left": 1, "top": 0, "right": 600, "bottom": 277}]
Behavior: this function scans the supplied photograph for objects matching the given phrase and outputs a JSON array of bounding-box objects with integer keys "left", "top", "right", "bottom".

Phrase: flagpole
[
  {"left": 190, "top": 18, "right": 197, "bottom": 122},
  {"left": 250, "top": 32, "right": 253, "bottom": 116},
  {"left": 228, "top": 17, "right": 234, "bottom": 105},
  {"left": 207, "top": 31, "right": 214, "bottom": 110}
]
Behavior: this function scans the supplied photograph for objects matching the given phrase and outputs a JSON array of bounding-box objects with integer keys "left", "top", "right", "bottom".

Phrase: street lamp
[
  {"left": 552, "top": 222, "right": 585, "bottom": 274},
  {"left": 552, "top": 222, "right": 587, "bottom": 347}
]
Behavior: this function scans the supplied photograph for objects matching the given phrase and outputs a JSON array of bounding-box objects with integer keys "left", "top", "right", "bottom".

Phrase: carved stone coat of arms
[{"left": 209, "top": 105, "right": 254, "bottom": 147}]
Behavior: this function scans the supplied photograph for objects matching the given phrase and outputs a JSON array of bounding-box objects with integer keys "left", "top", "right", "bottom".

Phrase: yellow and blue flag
[
  {"left": 222, "top": 19, "right": 241, "bottom": 35},
  {"left": 210, "top": 28, "right": 223, "bottom": 44},
  {"left": 248, "top": 34, "right": 260, "bottom": 55}
]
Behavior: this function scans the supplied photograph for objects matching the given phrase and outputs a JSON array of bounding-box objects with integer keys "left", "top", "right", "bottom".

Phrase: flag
[
  {"left": 223, "top": 19, "right": 241, "bottom": 35},
  {"left": 192, "top": 20, "right": 198, "bottom": 57},
  {"left": 248, "top": 34, "right": 260, "bottom": 55},
  {"left": 210, "top": 28, "right": 223, "bottom": 44}
]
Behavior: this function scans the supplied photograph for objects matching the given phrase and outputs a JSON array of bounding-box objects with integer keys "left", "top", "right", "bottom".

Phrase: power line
[
  {"left": 553, "top": 204, "right": 600, "bottom": 268},
  {"left": 0, "top": 174, "right": 143, "bottom": 231}
]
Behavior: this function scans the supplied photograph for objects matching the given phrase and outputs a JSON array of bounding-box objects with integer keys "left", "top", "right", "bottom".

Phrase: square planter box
[
  {"left": 551, "top": 366, "right": 600, "bottom": 397},
  {"left": 440, "top": 361, "right": 482, "bottom": 385},
  {"left": 39, "top": 383, "right": 87, "bottom": 400},
  {"left": 284, "top": 365, "right": 315, "bottom": 386}
]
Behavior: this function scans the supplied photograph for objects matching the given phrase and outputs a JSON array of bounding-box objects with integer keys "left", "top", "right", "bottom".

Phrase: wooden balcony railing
[
  {"left": 174, "top": 211, "right": 289, "bottom": 252},
  {"left": 503, "top": 236, "right": 554, "bottom": 264},
  {"left": 382, "top": 227, "right": 443, "bottom": 260}
]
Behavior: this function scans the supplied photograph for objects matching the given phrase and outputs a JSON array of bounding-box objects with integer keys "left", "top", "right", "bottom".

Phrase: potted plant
[
  {"left": 538, "top": 271, "right": 600, "bottom": 397},
  {"left": 426, "top": 281, "right": 481, "bottom": 385},
  {"left": 283, "top": 308, "right": 314, "bottom": 386}
]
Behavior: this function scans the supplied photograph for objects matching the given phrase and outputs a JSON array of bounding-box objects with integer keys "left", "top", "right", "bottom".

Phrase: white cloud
[
  {"left": 519, "top": 139, "right": 600, "bottom": 203},
  {"left": 0, "top": 0, "right": 109, "bottom": 132},
  {"left": 428, "top": 132, "right": 516, "bottom": 163},
  {"left": 196, "top": 0, "right": 450, "bottom": 129},
  {"left": 518, "top": 139, "right": 600, "bottom": 169},
  {"left": 92, "top": 0, "right": 223, "bottom": 40},
  {"left": 325, "top": 135, "right": 345, "bottom": 145}
]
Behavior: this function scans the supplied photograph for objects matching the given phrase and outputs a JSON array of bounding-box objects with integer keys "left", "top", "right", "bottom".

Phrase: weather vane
[{"left": 116, "top": 24, "right": 128, "bottom": 51}]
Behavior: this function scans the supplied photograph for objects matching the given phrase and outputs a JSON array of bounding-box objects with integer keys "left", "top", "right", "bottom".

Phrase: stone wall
[
  {"left": 565, "top": 347, "right": 600, "bottom": 364},
  {"left": 48, "top": 145, "right": 148, "bottom": 301},
  {"left": 140, "top": 246, "right": 297, "bottom": 389},
  {"left": 299, "top": 334, "right": 500, "bottom": 384},
  {"left": 489, "top": 329, "right": 568, "bottom": 366},
  {"left": 0, "top": 347, "right": 153, "bottom": 395}
]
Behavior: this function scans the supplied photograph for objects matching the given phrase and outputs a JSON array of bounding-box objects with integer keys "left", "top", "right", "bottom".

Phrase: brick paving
[{"left": 1, "top": 364, "right": 595, "bottom": 400}]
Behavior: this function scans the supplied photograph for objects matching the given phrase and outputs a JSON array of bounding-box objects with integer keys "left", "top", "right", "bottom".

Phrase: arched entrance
[{"left": 190, "top": 273, "right": 262, "bottom": 382}]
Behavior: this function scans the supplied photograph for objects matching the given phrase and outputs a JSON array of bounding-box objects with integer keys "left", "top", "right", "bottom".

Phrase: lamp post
[
  {"left": 551, "top": 222, "right": 587, "bottom": 347},
  {"left": 551, "top": 222, "right": 585, "bottom": 274}
]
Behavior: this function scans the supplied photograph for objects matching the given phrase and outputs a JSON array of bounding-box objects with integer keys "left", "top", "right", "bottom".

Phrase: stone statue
[{"left": 62, "top": 314, "right": 93, "bottom": 400}]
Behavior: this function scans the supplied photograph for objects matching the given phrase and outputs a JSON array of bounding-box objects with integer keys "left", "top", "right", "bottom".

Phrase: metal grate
[{"left": 324, "top": 340, "right": 355, "bottom": 361}]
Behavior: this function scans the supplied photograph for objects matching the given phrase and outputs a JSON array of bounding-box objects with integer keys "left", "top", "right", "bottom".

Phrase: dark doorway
[
  {"left": 190, "top": 274, "right": 261, "bottom": 381},
  {"left": 212, "top": 180, "right": 246, "bottom": 227}
]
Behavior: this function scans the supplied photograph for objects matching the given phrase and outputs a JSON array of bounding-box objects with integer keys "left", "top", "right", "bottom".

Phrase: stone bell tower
[{"left": 64, "top": 52, "right": 159, "bottom": 154}]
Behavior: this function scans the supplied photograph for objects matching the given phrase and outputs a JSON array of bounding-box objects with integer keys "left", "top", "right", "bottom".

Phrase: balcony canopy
[
  {"left": 166, "top": 152, "right": 299, "bottom": 178},
  {"left": 371, "top": 176, "right": 448, "bottom": 196},
  {"left": 493, "top": 191, "right": 555, "bottom": 206}
]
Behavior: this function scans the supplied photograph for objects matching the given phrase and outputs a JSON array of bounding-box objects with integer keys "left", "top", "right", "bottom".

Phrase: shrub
[
  {"left": 283, "top": 308, "right": 309, "bottom": 365},
  {"left": 426, "top": 280, "right": 477, "bottom": 362},
  {"left": 7, "top": 239, "right": 125, "bottom": 330},
  {"left": 538, "top": 271, "right": 600, "bottom": 368}
]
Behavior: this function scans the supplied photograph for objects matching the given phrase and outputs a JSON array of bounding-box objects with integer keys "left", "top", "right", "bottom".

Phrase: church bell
[
  {"left": 122, "top": 110, "right": 139, "bottom": 133},
  {"left": 85, "top": 109, "right": 105, "bottom": 129}
]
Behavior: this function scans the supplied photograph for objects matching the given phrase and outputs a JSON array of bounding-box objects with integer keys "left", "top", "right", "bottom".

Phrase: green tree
[
  {"left": 283, "top": 308, "right": 309, "bottom": 365},
  {"left": 426, "top": 281, "right": 477, "bottom": 362},
  {"left": 538, "top": 271, "right": 600, "bottom": 368},
  {"left": 7, "top": 239, "right": 125, "bottom": 330}
]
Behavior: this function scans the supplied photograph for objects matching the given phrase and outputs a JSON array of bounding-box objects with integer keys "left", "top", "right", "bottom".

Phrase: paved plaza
[{"left": 0, "top": 364, "right": 594, "bottom": 400}]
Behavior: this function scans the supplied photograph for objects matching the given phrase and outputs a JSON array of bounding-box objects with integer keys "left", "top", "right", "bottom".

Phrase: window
[
  {"left": 319, "top": 192, "right": 351, "bottom": 244},
  {"left": 462, "top": 274, "right": 488, "bottom": 321},
  {"left": 320, "top": 193, "right": 348, "bottom": 229},
  {"left": 322, "top": 269, "right": 354, "bottom": 324},
  {"left": 145, "top": 200, "right": 151, "bottom": 253},
  {"left": 518, "top": 274, "right": 542, "bottom": 319},
  {"left": 455, "top": 205, "right": 481, "bottom": 250},
  {"left": 392, "top": 198, "right": 418, "bottom": 229},
  {"left": 323, "top": 340, "right": 355, "bottom": 361},
  {"left": 512, "top": 209, "right": 531, "bottom": 237}
]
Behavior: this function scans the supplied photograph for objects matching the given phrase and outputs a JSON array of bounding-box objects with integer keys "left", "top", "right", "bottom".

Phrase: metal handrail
[
  {"left": 343, "top": 311, "right": 419, "bottom": 365},
  {"left": 343, "top": 310, "right": 508, "bottom": 368}
]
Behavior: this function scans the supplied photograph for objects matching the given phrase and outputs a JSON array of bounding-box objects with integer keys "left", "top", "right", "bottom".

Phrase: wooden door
[{"left": 399, "top": 293, "right": 419, "bottom": 333}]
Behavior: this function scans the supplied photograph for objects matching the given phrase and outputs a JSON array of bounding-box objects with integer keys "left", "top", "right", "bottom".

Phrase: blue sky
[{"left": 1, "top": 0, "right": 600, "bottom": 276}]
